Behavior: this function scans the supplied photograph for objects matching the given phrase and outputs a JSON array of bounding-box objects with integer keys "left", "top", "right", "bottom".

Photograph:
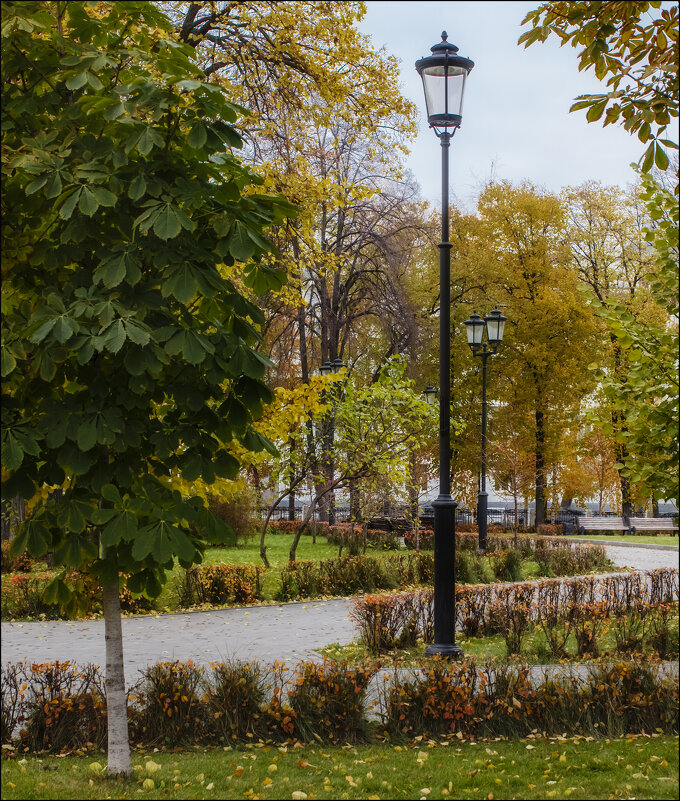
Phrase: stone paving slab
[{"left": 1, "top": 545, "right": 676, "bottom": 679}]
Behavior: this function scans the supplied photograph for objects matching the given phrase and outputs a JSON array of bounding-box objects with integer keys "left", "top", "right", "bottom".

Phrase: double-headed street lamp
[
  {"left": 463, "top": 309, "right": 507, "bottom": 554},
  {"left": 416, "top": 32, "right": 474, "bottom": 659}
]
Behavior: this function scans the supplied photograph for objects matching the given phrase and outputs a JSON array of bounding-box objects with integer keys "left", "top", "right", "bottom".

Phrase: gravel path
[{"left": 1, "top": 544, "right": 677, "bottom": 680}]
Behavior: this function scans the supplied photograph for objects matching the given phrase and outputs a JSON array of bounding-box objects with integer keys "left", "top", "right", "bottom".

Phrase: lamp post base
[{"left": 425, "top": 642, "right": 464, "bottom": 659}]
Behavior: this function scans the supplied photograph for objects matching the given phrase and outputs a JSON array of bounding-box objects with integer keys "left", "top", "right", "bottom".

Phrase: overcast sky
[{"left": 357, "top": 0, "right": 643, "bottom": 211}]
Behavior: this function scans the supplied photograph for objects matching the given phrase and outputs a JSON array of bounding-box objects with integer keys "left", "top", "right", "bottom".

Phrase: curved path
[{"left": 1, "top": 544, "right": 677, "bottom": 681}]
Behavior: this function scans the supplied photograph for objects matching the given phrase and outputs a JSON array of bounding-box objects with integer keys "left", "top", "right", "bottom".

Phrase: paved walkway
[{"left": 1, "top": 544, "right": 677, "bottom": 681}]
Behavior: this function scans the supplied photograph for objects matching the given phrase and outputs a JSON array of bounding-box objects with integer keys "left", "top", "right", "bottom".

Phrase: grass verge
[
  {"left": 569, "top": 535, "right": 677, "bottom": 547},
  {"left": 2, "top": 735, "right": 678, "bottom": 800}
]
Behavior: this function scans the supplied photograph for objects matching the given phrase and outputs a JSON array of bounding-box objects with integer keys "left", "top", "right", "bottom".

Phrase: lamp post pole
[
  {"left": 464, "top": 309, "right": 507, "bottom": 554},
  {"left": 427, "top": 129, "right": 462, "bottom": 658},
  {"left": 478, "top": 345, "right": 490, "bottom": 554},
  {"left": 416, "top": 31, "right": 473, "bottom": 660}
]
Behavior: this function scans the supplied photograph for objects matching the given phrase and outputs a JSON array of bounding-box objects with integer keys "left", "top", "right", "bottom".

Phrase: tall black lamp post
[
  {"left": 463, "top": 309, "right": 507, "bottom": 554},
  {"left": 416, "top": 32, "right": 473, "bottom": 659}
]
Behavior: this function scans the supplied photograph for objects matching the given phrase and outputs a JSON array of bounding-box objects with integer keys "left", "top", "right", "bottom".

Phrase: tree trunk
[
  {"left": 534, "top": 408, "right": 547, "bottom": 526},
  {"left": 349, "top": 478, "right": 360, "bottom": 522},
  {"left": 287, "top": 487, "right": 296, "bottom": 521},
  {"left": 102, "top": 579, "right": 132, "bottom": 777}
]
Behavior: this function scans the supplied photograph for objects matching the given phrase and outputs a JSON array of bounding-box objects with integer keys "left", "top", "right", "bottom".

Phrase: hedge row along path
[{"left": 2, "top": 544, "right": 677, "bottom": 679}]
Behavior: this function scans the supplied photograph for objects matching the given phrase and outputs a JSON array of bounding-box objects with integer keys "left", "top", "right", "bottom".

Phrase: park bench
[
  {"left": 577, "top": 516, "right": 629, "bottom": 536},
  {"left": 628, "top": 517, "right": 678, "bottom": 537}
]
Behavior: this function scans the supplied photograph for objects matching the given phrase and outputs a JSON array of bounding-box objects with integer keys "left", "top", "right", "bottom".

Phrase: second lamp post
[{"left": 463, "top": 308, "right": 507, "bottom": 553}]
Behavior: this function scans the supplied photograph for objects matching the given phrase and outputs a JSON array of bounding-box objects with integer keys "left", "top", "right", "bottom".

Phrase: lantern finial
[{"left": 441, "top": 31, "right": 448, "bottom": 40}]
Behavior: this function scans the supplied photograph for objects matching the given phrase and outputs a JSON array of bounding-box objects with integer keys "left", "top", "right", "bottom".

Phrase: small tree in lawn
[{"left": 1, "top": 1, "right": 293, "bottom": 776}]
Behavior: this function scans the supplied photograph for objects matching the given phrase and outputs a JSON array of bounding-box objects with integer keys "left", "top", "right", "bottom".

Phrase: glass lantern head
[
  {"left": 415, "top": 32, "right": 474, "bottom": 131},
  {"left": 484, "top": 308, "right": 507, "bottom": 346},
  {"left": 330, "top": 358, "right": 347, "bottom": 374},
  {"left": 319, "top": 361, "right": 333, "bottom": 376},
  {"left": 463, "top": 311, "right": 485, "bottom": 348},
  {"left": 423, "top": 385, "right": 437, "bottom": 405}
]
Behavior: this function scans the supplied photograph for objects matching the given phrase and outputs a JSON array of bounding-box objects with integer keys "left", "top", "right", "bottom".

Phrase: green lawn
[
  {"left": 569, "top": 534, "right": 678, "bottom": 546},
  {"left": 2, "top": 736, "right": 678, "bottom": 800}
]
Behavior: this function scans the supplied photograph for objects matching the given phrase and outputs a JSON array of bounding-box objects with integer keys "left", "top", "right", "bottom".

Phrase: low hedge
[
  {"left": 350, "top": 567, "right": 679, "bottom": 655},
  {"left": 175, "top": 564, "right": 264, "bottom": 607},
  {"left": 2, "top": 655, "right": 677, "bottom": 752}
]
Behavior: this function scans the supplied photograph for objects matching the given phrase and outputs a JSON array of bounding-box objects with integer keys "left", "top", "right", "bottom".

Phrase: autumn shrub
[
  {"left": 287, "top": 659, "right": 376, "bottom": 743},
  {"left": 537, "top": 523, "right": 562, "bottom": 536},
  {"left": 573, "top": 602, "right": 607, "bottom": 656},
  {"left": 129, "top": 661, "right": 205, "bottom": 746},
  {"left": 11, "top": 661, "right": 107, "bottom": 753},
  {"left": 648, "top": 603, "right": 679, "bottom": 659},
  {"left": 204, "top": 660, "right": 270, "bottom": 741},
  {"left": 456, "top": 585, "right": 492, "bottom": 637},
  {"left": 366, "top": 529, "right": 403, "bottom": 550},
  {"left": 351, "top": 592, "right": 419, "bottom": 653},
  {"left": 380, "top": 659, "right": 679, "bottom": 741},
  {"left": 578, "top": 662, "right": 679, "bottom": 737},
  {"left": 209, "top": 487, "right": 258, "bottom": 543},
  {"left": 1, "top": 573, "right": 59, "bottom": 619},
  {"left": 1, "top": 662, "right": 24, "bottom": 744},
  {"left": 279, "top": 553, "right": 437, "bottom": 601},
  {"left": 403, "top": 529, "right": 434, "bottom": 550},
  {"left": 486, "top": 583, "right": 535, "bottom": 654},
  {"left": 491, "top": 549, "right": 523, "bottom": 582},
  {"left": 649, "top": 567, "right": 679, "bottom": 605},
  {"left": 0, "top": 540, "right": 34, "bottom": 573},
  {"left": 454, "top": 551, "right": 495, "bottom": 584},
  {"left": 535, "top": 579, "right": 571, "bottom": 658},
  {"left": 175, "top": 564, "right": 263, "bottom": 607},
  {"left": 267, "top": 520, "right": 300, "bottom": 535}
]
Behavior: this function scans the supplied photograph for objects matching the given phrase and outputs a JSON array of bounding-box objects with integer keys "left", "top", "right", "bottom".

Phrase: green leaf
[
  {"left": 45, "top": 172, "right": 62, "bottom": 199},
  {"left": 654, "top": 143, "right": 669, "bottom": 171},
  {"left": 43, "top": 578, "right": 73, "bottom": 606},
  {"left": 93, "top": 186, "right": 117, "bottom": 207},
  {"left": 187, "top": 121, "right": 207, "bottom": 149},
  {"left": 166, "top": 265, "right": 198, "bottom": 303},
  {"left": 26, "top": 176, "right": 48, "bottom": 195},
  {"left": 103, "top": 320, "right": 126, "bottom": 354},
  {"left": 10, "top": 519, "right": 49, "bottom": 559},
  {"left": 77, "top": 418, "right": 98, "bottom": 452},
  {"left": 78, "top": 186, "right": 99, "bottom": 216},
  {"left": 31, "top": 318, "right": 57, "bottom": 343},
  {"left": 66, "top": 71, "right": 88, "bottom": 90},
  {"left": 1, "top": 347, "right": 17, "bottom": 377},
  {"left": 101, "top": 511, "right": 138, "bottom": 547},
  {"left": 124, "top": 320, "right": 150, "bottom": 346},
  {"left": 153, "top": 205, "right": 182, "bottom": 240},
  {"left": 585, "top": 98, "right": 607, "bottom": 122},
  {"left": 2, "top": 431, "right": 24, "bottom": 471},
  {"left": 128, "top": 174, "right": 146, "bottom": 200},
  {"left": 229, "top": 221, "right": 255, "bottom": 261},
  {"left": 95, "top": 253, "right": 127, "bottom": 288},
  {"left": 59, "top": 188, "right": 82, "bottom": 220}
]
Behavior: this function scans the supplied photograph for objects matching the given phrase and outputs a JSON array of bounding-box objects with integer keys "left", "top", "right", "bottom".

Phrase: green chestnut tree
[{"left": 1, "top": 1, "right": 293, "bottom": 775}]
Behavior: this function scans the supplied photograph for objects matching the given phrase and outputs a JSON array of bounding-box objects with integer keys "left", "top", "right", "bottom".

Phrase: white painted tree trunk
[{"left": 102, "top": 580, "right": 132, "bottom": 777}]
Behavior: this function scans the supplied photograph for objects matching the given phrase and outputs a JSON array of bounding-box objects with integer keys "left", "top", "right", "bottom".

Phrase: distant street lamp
[
  {"left": 416, "top": 31, "right": 474, "bottom": 659},
  {"left": 423, "top": 385, "right": 437, "bottom": 406},
  {"left": 463, "top": 308, "right": 507, "bottom": 553}
]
